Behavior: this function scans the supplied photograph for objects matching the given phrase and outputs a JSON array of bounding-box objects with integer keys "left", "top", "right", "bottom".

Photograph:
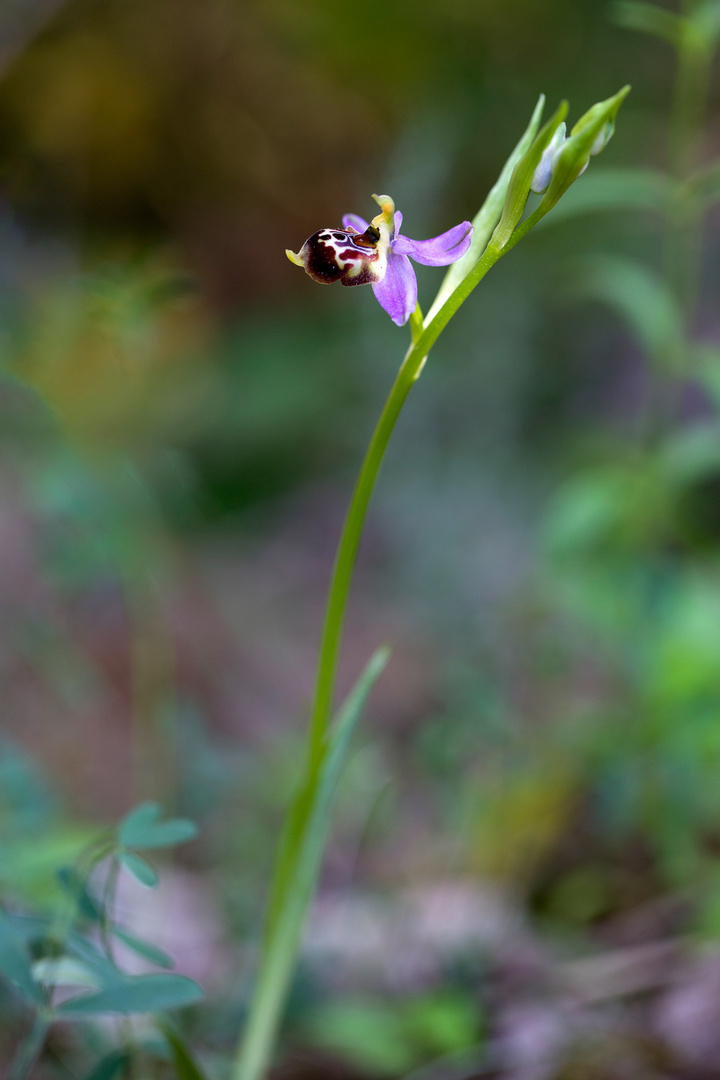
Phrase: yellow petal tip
[
  {"left": 286, "top": 248, "right": 304, "bottom": 267},
  {"left": 370, "top": 193, "right": 395, "bottom": 230}
]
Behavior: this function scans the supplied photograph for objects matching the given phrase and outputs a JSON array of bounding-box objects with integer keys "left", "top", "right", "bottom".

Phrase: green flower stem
[
  {"left": 306, "top": 339, "right": 419, "bottom": 763},
  {"left": 307, "top": 238, "right": 508, "bottom": 765},
  {"left": 409, "top": 303, "right": 425, "bottom": 344}
]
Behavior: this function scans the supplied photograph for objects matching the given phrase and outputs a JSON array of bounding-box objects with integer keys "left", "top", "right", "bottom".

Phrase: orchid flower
[{"left": 286, "top": 195, "right": 473, "bottom": 327}]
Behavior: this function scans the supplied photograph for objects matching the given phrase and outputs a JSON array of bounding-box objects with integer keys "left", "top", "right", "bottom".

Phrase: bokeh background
[{"left": 3, "top": 0, "right": 720, "bottom": 1075}]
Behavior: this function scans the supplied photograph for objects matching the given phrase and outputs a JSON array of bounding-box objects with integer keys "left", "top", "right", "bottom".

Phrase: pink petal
[
  {"left": 393, "top": 210, "right": 403, "bottom": 236},
  {"left": 393, "top": 221, "right": 473, "bottom": 266},
  {"left": 342, "top": 213, "right": 369, "bottom": 233},
  {"left": 372, "top": 251, "right": 417, "bottom": 326}
]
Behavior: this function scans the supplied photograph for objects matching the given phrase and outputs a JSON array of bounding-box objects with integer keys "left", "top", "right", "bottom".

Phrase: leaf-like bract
[{"left": 57, "top": 973, "right": 204, "bottom": 1015}]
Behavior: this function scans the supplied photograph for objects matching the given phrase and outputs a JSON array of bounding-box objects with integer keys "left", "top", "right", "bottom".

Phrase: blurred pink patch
[{"left": 114, "top": 866, "right": 231, "bottom": 989}]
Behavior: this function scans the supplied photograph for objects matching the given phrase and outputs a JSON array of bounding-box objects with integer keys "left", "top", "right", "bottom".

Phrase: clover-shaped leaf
[{"left": 118, "top": 802, "right": 198, "bottom": 851}]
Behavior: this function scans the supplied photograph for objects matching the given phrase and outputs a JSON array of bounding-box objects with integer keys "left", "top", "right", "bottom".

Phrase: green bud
[
  {"left": 492, "top": 101, "right": 569, "bottom": 250},
  {"left": 541, "top": 85, "right": 630, "bottom": 212}
]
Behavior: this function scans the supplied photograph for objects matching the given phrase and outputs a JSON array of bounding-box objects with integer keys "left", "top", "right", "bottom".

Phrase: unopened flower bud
[{"left": 530, "top": 123, "right": 566, "bottom": 194}]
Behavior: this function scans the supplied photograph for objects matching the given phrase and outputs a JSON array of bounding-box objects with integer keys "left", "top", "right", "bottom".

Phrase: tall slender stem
[
  {"left": 307, "top": 341, "right": 416, "bottom": 760},
  {"left": 306, "top": 242, "right": 503, "bottom": 763}
]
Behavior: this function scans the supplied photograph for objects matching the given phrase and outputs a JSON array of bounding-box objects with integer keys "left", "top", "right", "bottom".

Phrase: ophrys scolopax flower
[{"left": 286, "top": 195, "right": 473, "bottom": 327}]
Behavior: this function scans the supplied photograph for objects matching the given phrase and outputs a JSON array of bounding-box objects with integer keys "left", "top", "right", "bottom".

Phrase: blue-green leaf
[
  {"left": 112, "top": 926, "right": 174, "bottom": 969},
  {"left": 57, "top": 973, "right": 204, "bottom": 1015},
  {"left": 0, "top": 913, "right": 44, "bottom": 1005},
  {"left": 119, "top": 803, "right": 198, "bottom": 850},
  {"left": 119, "top": 802, "right": 162, "bottom": 842},
  {"left": 119, "top": 851, "right": 158, "bottom": 888},
  {"left": 65, "top": 931, "right": 126, "bottom": 984}
]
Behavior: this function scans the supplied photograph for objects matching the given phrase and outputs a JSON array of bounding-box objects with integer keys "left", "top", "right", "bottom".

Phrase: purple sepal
[
  {"left": 372, "top": 251, "right": 417, "bottom": 326},
  {"left": 393, "top": 221, "right": 473, "bottom": 266},
  {"left": 342, "top": 213, "right": 369, "bottom": 233}
]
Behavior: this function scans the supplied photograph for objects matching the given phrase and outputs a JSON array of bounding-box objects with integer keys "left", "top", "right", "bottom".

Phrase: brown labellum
[{"left": 296, "top": 227, "right": 383, "bottom": 286}]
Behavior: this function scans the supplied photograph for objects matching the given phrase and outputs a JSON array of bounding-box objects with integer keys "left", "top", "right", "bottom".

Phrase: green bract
[{"left": 491, "top": 86, "right": 630, "bottom": 254}]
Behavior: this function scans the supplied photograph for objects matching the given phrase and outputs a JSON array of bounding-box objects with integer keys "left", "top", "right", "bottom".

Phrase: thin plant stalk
[{"left": 305, "top": 229, "right": 527, "bottom": 759}]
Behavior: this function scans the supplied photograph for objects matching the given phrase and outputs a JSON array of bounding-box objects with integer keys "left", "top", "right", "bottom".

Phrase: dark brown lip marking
[{"left": 299, "top": 229, "right": 380, "bottom": 285}]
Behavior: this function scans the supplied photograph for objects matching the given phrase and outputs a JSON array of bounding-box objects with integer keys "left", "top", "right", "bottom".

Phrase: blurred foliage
[
  {"left": 298, "top": 991, "right": 481, "bottom": 1076},
  {"left": 1, "top": 0, "right": 720, "bottom": 1075}
]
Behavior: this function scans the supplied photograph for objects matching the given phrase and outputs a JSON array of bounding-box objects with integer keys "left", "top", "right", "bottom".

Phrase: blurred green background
[{"left": 3, "top": 0, "right": 720, "bottom": 1075}]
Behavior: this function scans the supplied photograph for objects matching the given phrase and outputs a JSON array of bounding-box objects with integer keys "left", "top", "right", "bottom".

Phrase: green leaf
[
  {"left": 156, "top": 1019, "right": 210, "bottom": 1080},
  {"left": 428, "top": 94, "right": 546, "bottom": 319},
  {"left": 65, "top": 931, "right": 127, "bottom": 985},
  {"left": 237, "top": 648, "right": 390, "bottom": 1080},
  {"left": 119, "top": 802, "right": 162, "bottom": 841},
  {"left": 569, "top": 254, "right": 684, "bottom": 370},
  {"left": 302, "top": 999, "right": 417, "bottom": 1075},
  {"left": 612, "top": 1, "right": 685, "bottom": 45},
  {"left": 57, "top": 973, "right": 204, "bottom": 1015},
  {"left": 536, "top": 167, "right": 671, "bottom": 223},
  {"left": 82, "top": 1050, "right": 131, "bottom": 1080},
  {"left": 112, "top": 926, "right": 174, "bottom": 969},
  {"left": 0, "top": 912, "right": 44, "bottom": 1005},
  {"left": 119, "top": 802, "right": 198, "bottom": 850},
  {"left": 119, "top": 851, "right": 158, "bottom": 888},
  {"left": 265, "top": 647, "right": 390, "bottom": 934}
]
